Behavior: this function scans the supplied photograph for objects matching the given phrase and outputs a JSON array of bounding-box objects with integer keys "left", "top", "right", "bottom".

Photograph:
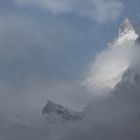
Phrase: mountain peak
[
  {"left": 119, "top": 18, "right": 135, "bottom": 37},
  {"left": 108, "top": 18, "right": 139, "bottom": 49},
  {"left": 42, "top": 100, "right": 82, "bottom": 122}
]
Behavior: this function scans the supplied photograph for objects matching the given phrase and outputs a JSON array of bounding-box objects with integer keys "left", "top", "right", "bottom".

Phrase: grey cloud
[
  {"left": 0, "top": 13, "right": 94, "bottom": 113},
  {"left": 13, "top": 0, "right": 124, "bottom": 23}
]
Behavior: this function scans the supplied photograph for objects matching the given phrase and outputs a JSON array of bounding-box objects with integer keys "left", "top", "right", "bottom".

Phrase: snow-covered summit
[
  {"left": 110, "top": 18, "right": 139, "bottom": 49},
  {"left": 119, "top": 18, "right": 135, "bottom": 37}
]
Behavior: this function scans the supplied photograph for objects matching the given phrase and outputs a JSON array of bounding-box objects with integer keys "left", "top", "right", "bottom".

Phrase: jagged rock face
[
  {"left": 42, "top": 101, "right": 82, "bottom": 122},
  {"left": 116, "top": 68, "right": 140, "bottom": 87},
  {"left": 119, "top": 18, "right": 134, "bottom": 37},
  {"left": 110, "top": 19, "right": 139, "bottom": 49},
  {"left": 110, "top": 68, "right": 140, "bottom": 104}
]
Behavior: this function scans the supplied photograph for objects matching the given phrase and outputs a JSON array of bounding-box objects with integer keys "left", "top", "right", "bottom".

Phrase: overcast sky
[{"left": 0, "top": 0, "right": 140, "bottom": 111}]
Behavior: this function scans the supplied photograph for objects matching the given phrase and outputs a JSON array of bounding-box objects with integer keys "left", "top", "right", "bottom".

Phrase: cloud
[
  {"left": 0, "top": 13, "right": 50, "bottom": 111},
  {"left": 0, "top": 13, "right": 94, "bottom": 113},
  {"left": 13, "top": 0, "right": 123, "bottom": 23},
  {"left": 78, "top": 0, "right": 123, "bottom": 23},
  {"left": 0, "top": 14, "right": 48, "bottom": 82}
]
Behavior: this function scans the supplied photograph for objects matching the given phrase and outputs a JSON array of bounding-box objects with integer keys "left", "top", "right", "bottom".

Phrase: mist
[{"left": 0, "top": 13, "right": 93, "bottom": 117}]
